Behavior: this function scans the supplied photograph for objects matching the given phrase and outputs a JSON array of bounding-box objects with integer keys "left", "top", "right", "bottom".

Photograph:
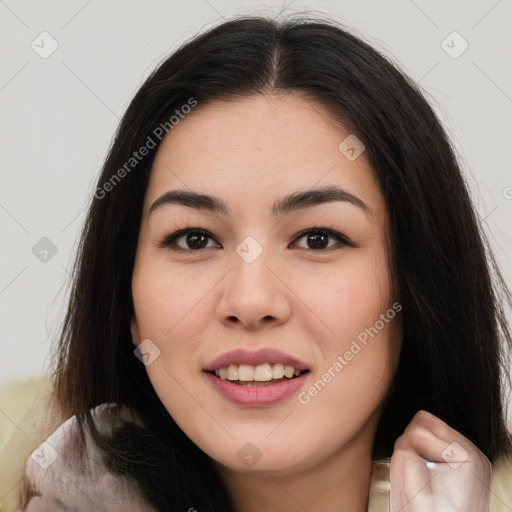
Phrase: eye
[
  {"left": 290, "top": 228, "right": 351, "bottom": 251},
  {"left": 159, "top": 226, "right": 352, "bottom": 253},
  {"left": 159, "top": 228, "right": 221, "bottom": 252}
]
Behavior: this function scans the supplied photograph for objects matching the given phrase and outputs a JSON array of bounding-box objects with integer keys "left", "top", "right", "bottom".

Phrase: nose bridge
[
  {"left": 216, "top": 234, "right": 291, "bottom": 329},
  {"left": 242, "top": 249, "right": 272, "bottom": 284},
  {"left": 230, "top": 235, "right": 275, "bottom": 301}
]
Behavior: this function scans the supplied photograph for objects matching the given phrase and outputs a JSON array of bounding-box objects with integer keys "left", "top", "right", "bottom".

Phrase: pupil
[
  {"left": 187, "top": 232, "right": 207, "bottom": 249},
  {"left": 308, "top": 233, "right": 328, "bottom": 249}
]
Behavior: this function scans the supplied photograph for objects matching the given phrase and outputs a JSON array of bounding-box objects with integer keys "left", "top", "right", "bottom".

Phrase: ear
[{"left": 130, "top": 317, "right": 141, "bottom": 347}]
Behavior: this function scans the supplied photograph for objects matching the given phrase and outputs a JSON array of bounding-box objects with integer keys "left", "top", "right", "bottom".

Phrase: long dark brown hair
[{"left": 20, "top": 13, "right": 512, "bottom": 512}]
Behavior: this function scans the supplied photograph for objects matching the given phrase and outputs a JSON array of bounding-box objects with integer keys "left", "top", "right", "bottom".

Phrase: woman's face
[{"left": 130, "top": 93, "right": 403, "bottom": 475}]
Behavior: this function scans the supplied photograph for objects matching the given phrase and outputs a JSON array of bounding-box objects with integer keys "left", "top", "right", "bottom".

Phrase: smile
[{"left": 203, "top": 349, "right": 311, "bottom": 407}]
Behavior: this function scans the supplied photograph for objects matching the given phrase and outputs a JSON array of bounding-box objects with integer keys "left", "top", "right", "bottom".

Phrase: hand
[{"left": 390, "top": 410, "right": 492, "bottom": 512}]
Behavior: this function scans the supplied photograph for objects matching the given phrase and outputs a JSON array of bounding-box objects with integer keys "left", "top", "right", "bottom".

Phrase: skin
[{"left": 130, "top": 93, "right": 491, "bottom": 511}]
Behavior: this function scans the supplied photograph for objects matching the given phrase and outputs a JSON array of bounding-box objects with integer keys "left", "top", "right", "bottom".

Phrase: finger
[
  {"left": 390, "top": 447, "right": 433, "bottom": 512},
  {"left": 395, "top": 410, "right": 477, "bottom": 465},
  {"left": 391, "top": 411, "right": 493, "bottom": 512}
]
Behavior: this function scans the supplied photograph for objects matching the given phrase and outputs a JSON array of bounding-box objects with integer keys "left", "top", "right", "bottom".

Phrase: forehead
[{"left": 144, "top": 93, "right": 384, "bottom": 219}]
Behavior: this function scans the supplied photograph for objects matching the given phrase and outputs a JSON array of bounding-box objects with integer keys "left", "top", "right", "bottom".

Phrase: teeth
[
  {"left": 227, "top": 364, "right": 238, "bottom": 380},
  {"left": 238, "top": 364, "right": 254, "bottom": 381},
  {"left": 272, "top": 363, "right": 285, "bottom": 379},
  {"left": 254, "top": 363, "right": 272, "bottom": 381},
  {"left": 284, "top": 365, "right": 295, "bottom": 378},
  {"left": 214, "top": 363, "right": 304, "bottom": 382}
]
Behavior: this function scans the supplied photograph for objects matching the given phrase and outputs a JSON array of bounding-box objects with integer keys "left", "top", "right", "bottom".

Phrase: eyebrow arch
[{"left": 149, "top": 186, "right": 371, "bottom": 217}]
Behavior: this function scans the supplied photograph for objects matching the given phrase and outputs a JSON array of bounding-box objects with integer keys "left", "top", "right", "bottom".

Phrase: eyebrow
[{"left": 149, "top": 186, "right": 371, "bottom": 217}]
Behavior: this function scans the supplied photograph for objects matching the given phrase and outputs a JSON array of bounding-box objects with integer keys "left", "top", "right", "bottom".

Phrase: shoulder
[{"left": 23, "top": 402, "right": 156, "bottom": 511}]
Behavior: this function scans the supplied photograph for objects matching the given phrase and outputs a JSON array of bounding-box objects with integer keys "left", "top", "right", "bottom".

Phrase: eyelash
[{"left": 158, "top": 224, "right": 353, "bottom": 253}]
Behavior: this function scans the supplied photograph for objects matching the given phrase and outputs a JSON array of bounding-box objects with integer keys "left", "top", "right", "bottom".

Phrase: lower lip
[{"left": 204, "top": 372, "right": 309, "bottom": 407}]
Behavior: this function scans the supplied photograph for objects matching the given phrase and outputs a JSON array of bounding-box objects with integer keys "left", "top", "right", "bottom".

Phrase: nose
[{"left": 215, "top": 246, "right": 292, "bottom": 331}]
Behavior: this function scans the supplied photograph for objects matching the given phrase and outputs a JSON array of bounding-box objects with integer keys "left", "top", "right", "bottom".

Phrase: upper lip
[{"left": 204, "top": 348, "right": 310, "bottom": 372}]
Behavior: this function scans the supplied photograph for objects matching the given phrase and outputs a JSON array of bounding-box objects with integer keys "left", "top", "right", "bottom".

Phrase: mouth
[
  {"left": 203, "top": 349, "right": 312, "bottom": 406},
  {"left": 203, "top": 348, "right": 312, "bottom": 407}
]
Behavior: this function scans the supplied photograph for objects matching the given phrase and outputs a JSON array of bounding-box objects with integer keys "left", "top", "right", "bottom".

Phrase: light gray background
[{"left": 1, "top": 1, "right": 511, "bottom": 393}]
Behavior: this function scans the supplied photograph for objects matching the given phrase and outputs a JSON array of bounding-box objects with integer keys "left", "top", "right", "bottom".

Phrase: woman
[{"left": 16, "top": 14, "right": 512, "bottom": 512}]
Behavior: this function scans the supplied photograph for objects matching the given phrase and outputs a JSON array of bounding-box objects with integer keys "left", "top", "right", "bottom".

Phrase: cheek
[
  {"left": 132, "top": 252, "right": 213, "bottom": 339},
  {"left": 298, "top": 274, "right": 401, "bottom": 437},
  {"left": 296, "top": 245, "right": 400, "bottom": 399},
  {"left": 131, "top": 255, "right": 223, "bottom": 382},
  {"left": 296, "top": 247, "right": 393, "bottom": 343}
]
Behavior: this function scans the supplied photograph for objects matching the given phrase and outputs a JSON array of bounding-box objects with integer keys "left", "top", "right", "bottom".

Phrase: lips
[
  {"left": 204, "top": 348, "right": 310, "bottom": 372},
  {"left": 203, "top": 348, "right": 311, "bottom": 406},
  {"left": 204, "top": 371, "right": 310, "bottom": 407}
]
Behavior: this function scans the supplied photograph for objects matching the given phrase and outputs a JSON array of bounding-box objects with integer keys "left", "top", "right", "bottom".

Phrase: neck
[{"left": 216, "top": 440, "right": 374, "bottom": 512}]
